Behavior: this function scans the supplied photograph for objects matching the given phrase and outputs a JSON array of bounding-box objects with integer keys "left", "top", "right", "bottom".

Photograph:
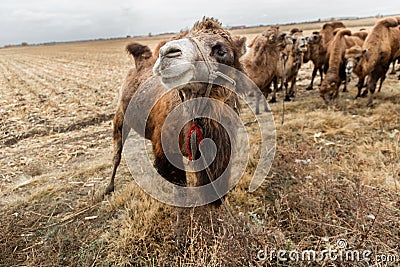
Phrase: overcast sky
[{"left": 0, "top": 0, "right": 399, "bottom": 46}]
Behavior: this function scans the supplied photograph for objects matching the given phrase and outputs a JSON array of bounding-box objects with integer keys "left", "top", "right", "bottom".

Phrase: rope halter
[{"left": 182, "top": 37, "right": 239, "bottom": 162}]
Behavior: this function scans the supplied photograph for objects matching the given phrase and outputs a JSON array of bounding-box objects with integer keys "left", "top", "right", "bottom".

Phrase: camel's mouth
[
  {"left": 321, "top": 93, "right": 331, "bottom": 105},
  {"left": 158, "top": 65, "right": 195, "bottom": 89},
  {"left": 321, "top": 91, "right": 336, "bottom": 105},
  {"left": 158, "top": 63, "right": 194, "bottom": 78},
  {"left": 153, "top": 38, "right": 199, "bottom": 89},
  {"left": 345, "top": 69, "right": 353, "bottom": 77},
  {"left": 299, "top": 46, "right": 308, "bottom": 53}
]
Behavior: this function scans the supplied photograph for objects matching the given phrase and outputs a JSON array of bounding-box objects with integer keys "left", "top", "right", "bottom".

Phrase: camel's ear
[{"left": 232, "top": 36, "right": 247, "bottom": 58}]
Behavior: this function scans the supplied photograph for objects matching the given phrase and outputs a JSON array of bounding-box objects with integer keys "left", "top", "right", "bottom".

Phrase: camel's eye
[
  {"left": 217, "top": 50, "right": 226, "bottom": 56},
  {"left": 212, "top": 42, "right": 233, "bottom": 65},
  {"left": 212, "top": 43, "right": 227, "bottom": 57}
]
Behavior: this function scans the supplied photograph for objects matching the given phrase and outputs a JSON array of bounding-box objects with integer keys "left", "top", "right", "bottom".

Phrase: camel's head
[
  {"left": 344, "top": 45, "right": 364, "bottom": 77},
  {"left": 319, "top": 75, "right": 340, "bottom": 105},
  {"left": 306, "top": 32, "right": 321, "bottom": 45},
  {"left": 246, "top": 28, "right": 287, "bottom": 65},
  {"left": 293, "top": 35, "right": 307, "bottom": 53},
  {"left": 290, "top": 29, "right": 307, "bottom": 53},
  {"left": 261, "top": 26, "right": 288, "bottom": 48},
  {"left": 153, "top": 17, "right": 246, "bottom": 100},
  {"left": 303, "top": 32, "right": 321, "bottom": 63}
]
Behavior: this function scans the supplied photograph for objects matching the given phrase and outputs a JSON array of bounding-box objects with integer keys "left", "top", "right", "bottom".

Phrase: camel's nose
[
  {"left": 346, "top": 66, "right": 352, "bottom": 75},
  {"left": 160, "top": 43, "right": 182, "bottom": 58}
]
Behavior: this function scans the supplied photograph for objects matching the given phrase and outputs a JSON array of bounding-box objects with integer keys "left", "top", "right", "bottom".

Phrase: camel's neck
[
  {"left": 327, "top": 40, "right": 345, "bottom": 75},
  {"left": 358, "top": 57, "right": 374, "bottom": 77}
]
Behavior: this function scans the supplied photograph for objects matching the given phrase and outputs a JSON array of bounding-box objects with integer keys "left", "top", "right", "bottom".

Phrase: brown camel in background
[
  {"left": 270, "top": 28, "right": 308, "bottom": 102},
  {"left": 241, "top": 26, "right": 288, "bottom": 113},
  {"left": 319, "top": 29, "right": 364, "bottom": 104},
  {"left": 344, "top": 17, "right": 400, "bottom": 106}
]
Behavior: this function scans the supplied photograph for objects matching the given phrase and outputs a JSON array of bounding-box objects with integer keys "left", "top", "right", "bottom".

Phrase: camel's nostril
[{"left": 163, "top": 46, "right": 182, "bottom": 58}]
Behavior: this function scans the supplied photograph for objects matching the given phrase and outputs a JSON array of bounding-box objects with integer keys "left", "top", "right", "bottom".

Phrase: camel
[
  {"left": 344, "top": 17, "right": 400, "bottom": 106},
  {"left": 345, "top": 46, "right": 386, "bottom": 96},
  {"left": 319, "top": 29, "right": 364, "bottom": 104},
  {"left": 303, "top": 32, "right": 324, "bottom": 90},
  {"left": 270, "top": 28, "right": 308, "bottom": 102},
  {"left": 302, "top": 22, "right": 346, "bottom": 91},
  {"left": 106, "top": 18, "right": 247, "bottom": 205},
  {"left": 241, "top": 26, "right": 288, "bottom": 113},
  {"left": 320, "top": 21, "right": 347, "bottom": 73}
]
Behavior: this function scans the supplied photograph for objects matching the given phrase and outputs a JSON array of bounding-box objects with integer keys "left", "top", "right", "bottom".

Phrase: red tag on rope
[{"left": 186, "top": 124, "right": 204, "bottom": 161}]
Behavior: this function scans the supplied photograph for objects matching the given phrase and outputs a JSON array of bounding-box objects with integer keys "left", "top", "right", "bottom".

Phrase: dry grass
[{"left": 1, "top": 17, "right": 400, "bottom": 266}]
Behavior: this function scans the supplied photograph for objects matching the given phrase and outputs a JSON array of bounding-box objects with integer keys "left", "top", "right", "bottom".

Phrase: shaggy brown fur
[
  {"left": 320, "top": 29, "right": 364, "bottom": 104},
  {"left": 344, "top": 17, "right": 400, "bottom": 106},
  {"left": 242, "top": 26, "right": 288, "bottom": 113},
  {"left": 106, "top": 18, "right": 246, "bottom": 205}
]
